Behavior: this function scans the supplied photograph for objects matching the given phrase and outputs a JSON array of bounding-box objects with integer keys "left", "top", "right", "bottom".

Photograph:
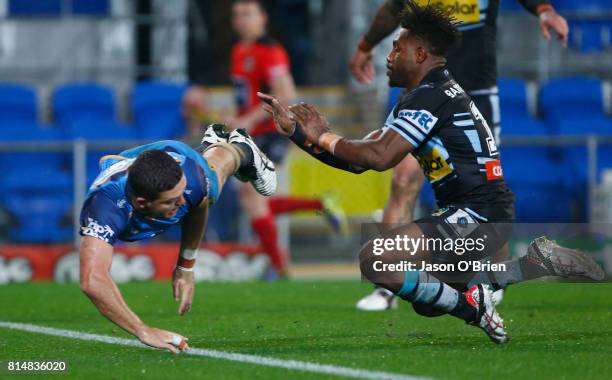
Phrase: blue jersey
[{"left": 79, "top": 140, "right": 219, "bottom": 245}]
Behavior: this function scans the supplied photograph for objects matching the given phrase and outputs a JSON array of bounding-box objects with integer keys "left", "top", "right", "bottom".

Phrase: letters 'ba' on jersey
[
  {"left": 79, "top": 141, "right": 218, "bottom": 245},
  {"left": 231, "top": 35, "right": 290, "bottom": 137},
  {"left": 385, "top": 66, "right": 514, "bottom": 207}
]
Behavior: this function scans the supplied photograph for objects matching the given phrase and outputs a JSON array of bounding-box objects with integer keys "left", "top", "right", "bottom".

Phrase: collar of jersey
[{"left": 420, "top": 65, "right": 450, "bottom": 87}]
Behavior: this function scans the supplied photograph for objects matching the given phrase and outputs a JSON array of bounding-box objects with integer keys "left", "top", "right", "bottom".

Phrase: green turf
[{"left": 0, "top": 281, "right": 611, "bottom": 379}]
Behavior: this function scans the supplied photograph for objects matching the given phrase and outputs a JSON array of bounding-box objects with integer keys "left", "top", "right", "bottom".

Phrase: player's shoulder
[{"left": 86, "top": 185, "right": 128, "bottom": 212}]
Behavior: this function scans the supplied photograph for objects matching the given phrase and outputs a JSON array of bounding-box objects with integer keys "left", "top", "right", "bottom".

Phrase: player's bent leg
[
  {"left": 411, "top": 302, "right": 446, "bottom": 318},
  {"left": 383, "top": 155, "right": 425, "bottom": 224},
  {"left": 357, "top": 156, "right": 424, "bottom": 311},
  {"left": 228, "top": 129, "right": 277, "bottom": 196},
  {"left": 489, "top": 243, "right": 510, "bottom": 305},
  {"left": 203, "top": 146, "right": 239, "bottom": 192},
  {"left": 359, "top": 221, "right": 509, "bottom": 344},
  {"left": 466, "top": 236, "right": 605, "bottom": 292},
  {"left": 527, "top": 237, "right": 604, "bottom": 280},
  {"left": 198, "top": 125, "right": 277, "bottom": 197},
  {"left": 198, "top": 124, "right": 241, "bottom": 192}
]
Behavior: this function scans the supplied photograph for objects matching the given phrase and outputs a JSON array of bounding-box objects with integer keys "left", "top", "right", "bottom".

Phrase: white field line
[{"left": 0, "top": 321, "right": 430, "bottom": 380}]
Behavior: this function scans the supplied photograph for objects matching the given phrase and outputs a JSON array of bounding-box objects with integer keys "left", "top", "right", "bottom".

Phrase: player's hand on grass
[
  {"left": 288, "top": 103, "right": 331, "bottom": 145},
  {"left": 350, "top": 48, "right": 375, "bottom": 84},
  {"left": 136, "top": 326, "right": 190, "bottom": 354},
  {"left": 539, "top": 9, "right": 569, "bottom": 48},
  {"left": 257, "top": 92, "right": 296, "bottom": 136},
  {"left": 172, "top": 268, "right": 195, "bottom": 315}
]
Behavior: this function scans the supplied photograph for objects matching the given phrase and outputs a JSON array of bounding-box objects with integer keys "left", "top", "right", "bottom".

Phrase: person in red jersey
[{"left": 228, "top": 0, "right": 346, "bottom": 277}]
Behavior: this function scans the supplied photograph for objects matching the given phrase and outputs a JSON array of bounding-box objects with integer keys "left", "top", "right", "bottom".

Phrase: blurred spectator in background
[
  {"left": 181, "top": 85, "right": 223, "bottom": 144},
  {"left": 182, "top": 85, "right": 210, "bottom": 142},
  {"left": 188, "top": 0, "right": 311, "bottom": 85},
  {"left": 351, "top": 0, "right": 569, "bottom": 311},
  {"left": 228, "top": 0, "right": 346, "bottom": 277}
]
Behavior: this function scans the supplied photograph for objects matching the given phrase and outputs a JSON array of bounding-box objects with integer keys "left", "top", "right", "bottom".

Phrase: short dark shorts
[
  {"left": 414, "top": 203, "right": 515, "bottom": 284},
  {"left": 253, "top": 132, "right": 290, "bottom": 164}
]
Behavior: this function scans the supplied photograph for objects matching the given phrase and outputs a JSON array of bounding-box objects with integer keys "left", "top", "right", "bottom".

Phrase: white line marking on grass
[{"left": 0, "top": 321, "right": 430, "bottom": 380}]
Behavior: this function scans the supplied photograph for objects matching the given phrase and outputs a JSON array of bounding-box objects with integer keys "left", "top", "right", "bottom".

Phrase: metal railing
[{"left": 1, "top": 135, "right": 612, "bottom": 246}]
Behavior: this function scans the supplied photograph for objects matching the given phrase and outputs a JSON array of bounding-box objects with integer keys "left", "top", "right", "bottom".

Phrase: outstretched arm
[
  {"left": 290, "top": 104, "right": 413, "bottom": 171},
  {"left": 173, "top": 201, "right": 209, "bottom": 315},
  {"left": 79, "top": 236, "right": 189, "bottom": 353},
  {"left": 517, "top": 0, "right": 568, "bottom": 47},
  {"left": 258, "top": 92, "right": 413, "bottom": 173},
  {"left": 288, "top": 122, "right": 369, "bottom": 173},
  {"left": 351, "top": 0, "right": 404, "bottom": 83},
  {"left": 258, "top": 92, "right": 368, "bottom": 173}
]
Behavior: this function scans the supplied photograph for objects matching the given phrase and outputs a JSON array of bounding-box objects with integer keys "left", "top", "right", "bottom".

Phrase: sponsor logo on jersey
[
  {"left": 243, "top": 56, "right": 255, "bottom": 72},
  {"left": 485, "top": 159, "right": 503, "bottom": 180},
  {"left": 398, "top": 109, "right": 438, "bottom": 133},
  {"left": 432, "top": 207, "right": 450, "bottom": 216},
  {"left": 422, "top": 0, "right": 480, "bottom": 24},
  {"left": 417, "top": 147, "right": 453, "bottom": 182},
  {"left": 444, "top": 208, "right": 479, "bottom": 238},
  {"left": 81, "top": 217, "right": 115, "bottom": 243}
]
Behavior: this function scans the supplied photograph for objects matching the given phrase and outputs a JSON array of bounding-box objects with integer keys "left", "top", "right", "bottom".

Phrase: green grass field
[{"left": 1, "top": 281, "right": 611, "bottom": 379}]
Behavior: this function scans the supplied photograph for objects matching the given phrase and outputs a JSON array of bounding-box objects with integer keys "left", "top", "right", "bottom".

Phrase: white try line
[{"left": 0, "top": 321, "right": 430, "bottom": 380}]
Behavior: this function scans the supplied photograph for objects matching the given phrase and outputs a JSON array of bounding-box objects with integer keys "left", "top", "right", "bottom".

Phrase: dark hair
[
  {"left": 128, "top": 150, "right": 183, "bottom": 200},
  {"left": 233, "top": 0, "right": 267, "bottom": 12},
  {"left": 400, "top": 1, "right": 461, "bottom": 56}
]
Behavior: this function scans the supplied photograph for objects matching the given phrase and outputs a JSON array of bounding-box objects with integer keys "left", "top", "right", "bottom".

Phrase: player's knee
[
  {"left": 390, "top": 173, "right": 423, "bottom": 201},
  {"left": 358, "top": 242, "right": 376, "bottom": 281}
]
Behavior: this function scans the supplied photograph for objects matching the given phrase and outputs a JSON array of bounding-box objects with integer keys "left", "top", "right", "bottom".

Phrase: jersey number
[{"left": 469, "top": 101, "right": 498, "bottom": 156}]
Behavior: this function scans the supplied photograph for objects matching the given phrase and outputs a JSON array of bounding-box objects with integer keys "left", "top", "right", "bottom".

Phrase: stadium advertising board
[{"left": 0, "top": 244, "right": 269, "bottom": 283}]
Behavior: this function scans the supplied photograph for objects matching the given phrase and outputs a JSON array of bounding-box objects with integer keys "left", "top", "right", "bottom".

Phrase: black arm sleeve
[
  {"left": 516, "top": 0, "right": 550, "bottom": 15},
  {"left": 289, "top": 124, "right": 367, "bottom": 174}
]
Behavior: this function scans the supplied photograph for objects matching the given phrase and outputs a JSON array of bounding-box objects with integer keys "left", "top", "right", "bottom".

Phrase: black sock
[
  {"left": 518, "top": 255, "right": 551, "bottom": 280},
  {"left": 448, "top": 294, "right": 479, "bottom": 323},
  {"left": 194, "top": 142, "right": 209, "bottom": 153},
  {"left": 232, "top": 142, "right": 254, "bottom": 170},
  {"left": 467, "top": 259, "right": 524, "bottom": 290}
]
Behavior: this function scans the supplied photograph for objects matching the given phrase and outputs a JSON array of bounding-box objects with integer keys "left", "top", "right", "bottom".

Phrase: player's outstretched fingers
[
  {"left": 257, "top": 92, "right": 277, "bottom": 107},
  {"left": 262, "top": 103, "right": 273, "bottom": 114},
  {"left": 173, "top": 282, "right": 180, "bottom": 302},
  {"left": 178, "top": 294, "right": 192, "bottom": 315},
  {"left": 304, "top": 103, "right": 320, "bottom": 115},
  {"left": 289, "top": 104, "right": 309, "bottom": 123},
  {"left": 171, "top": 334, "right": 190, "bottom": 352},
  {"left": 164, "top": 343, "right": 179, "bottom": 354},
  {"left": 259, "top": 92, "right": 292, "bottom": 117}
]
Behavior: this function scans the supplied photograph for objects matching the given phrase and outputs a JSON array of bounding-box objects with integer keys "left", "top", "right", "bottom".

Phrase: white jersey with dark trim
[{"left": 385, "top": 66, "right": 514, "bottom": 207}]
